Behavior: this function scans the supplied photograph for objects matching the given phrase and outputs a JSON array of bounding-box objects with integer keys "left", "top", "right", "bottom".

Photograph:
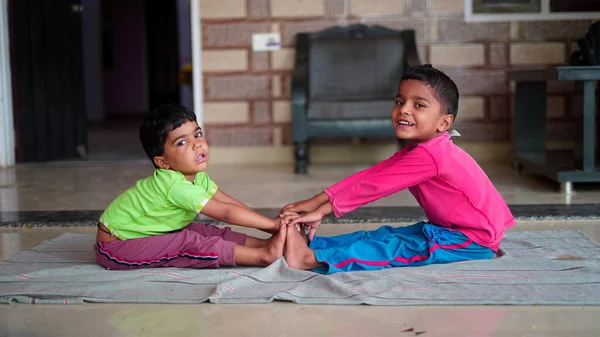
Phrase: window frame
[{"left": 465, "top": 0, "right": 600, "bottom": 22}]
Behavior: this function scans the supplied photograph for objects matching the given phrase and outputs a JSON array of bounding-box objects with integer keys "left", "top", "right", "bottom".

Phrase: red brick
[
  {"left": 325, "top": 0, "right": 346, "bottom": 17},
  {"left": 547, "top": 121, "right": 575, "bottom": 142},
  {"left": 446, "top": 70, "right": 508, "bottom": 95},
  {"left": 508, "top": 65, "right": 552, "bottom": 72},
  {"left": 522, "top": 21, "right": 590, "bottom": 40},
  {"left": 252, "top": 101, "right": 271, "bottom": 124},
  {"left": 547, "top": 81, "right": 575, "bottom": 94},
  {"left": 248, "top": 0, "right": 269, "bottom": 18},
  {"left": 205, "top": 22, "right": 271, "bottom": 47},
  {"left": 207, "top": 126, "right": 272, "bottom": 146},
  {"left": 364, "top": 19, "right": 426, "bottom": 42},
  {"left": 406, "top": 0, "right": 427, "bottom": 16},
  {"left": 489, "top": 95, "right": 510, "bottom": 121},
  {"left": 567, "top": 94, "right": 583, "bottom": 118},
  {"left": 452, "top": 121, "right": 510, "bottom": 142},
  {"left": 490, "top": 43, "right": 507, "bottom": 66},
  {"left": 207, "top": 75, "right": 270, "bottom": 99},
  {"left": 281, "top": 74, "right": 292, "bottom": 98},
  {"left": 281, "top": 123, "right": 293, "bottom": 145},
  {"left": 569, "top": 41, "right": 579, "bottom": 54},
  {"left": 440, "top": 20, "right": 509, "bottom": 42},
  {"left": 281, "top": 20, "right": 337, "bottom": 46},
  {"left": 252, "top": 52, "right": 269, "bottom": 71}
]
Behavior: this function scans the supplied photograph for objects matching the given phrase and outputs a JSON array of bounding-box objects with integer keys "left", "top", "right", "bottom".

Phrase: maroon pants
[{"left": 95, "top": 223, "right": 247, "bottom": 270}]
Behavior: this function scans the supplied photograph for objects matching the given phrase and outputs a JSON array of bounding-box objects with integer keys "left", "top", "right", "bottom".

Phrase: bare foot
[
  {"left": 285, "top": 224, "right": 321, "bottom": 270},
  {"left": 259, "top": 225, "right": 287, "bottom": 266}
]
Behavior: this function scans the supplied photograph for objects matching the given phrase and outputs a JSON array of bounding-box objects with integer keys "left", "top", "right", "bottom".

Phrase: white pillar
[
  {"left": 0, "top": 170, "right": 19, "bottom": 260},
  {"left": 0, "top": 0, "right": 15, "bottom": 167},
  {"left": 0, "top": 167, "right": 18, "bottom": 219},
  {"left": 190, "top": 0, "right": 203, "bottom": 127}
]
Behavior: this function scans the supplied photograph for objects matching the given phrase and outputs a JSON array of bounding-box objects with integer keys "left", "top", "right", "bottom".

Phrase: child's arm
[
  {"left": 325, "top": 150, "right": 406, "bottom": 198},
  {"left": 280, "top": 150, "right": 407, "bottom": 215},
  {"left": 212, "top": 189, "right": 252, "bottom": 210},
  {"left": 201, "top": 198, "right": 280, "bottom": 233},
  {"left": 280, "top": 192, "right": 329, "bottom": 215},
  {"left": 325, "top": 147, "right": 437, "bottom": 218}
]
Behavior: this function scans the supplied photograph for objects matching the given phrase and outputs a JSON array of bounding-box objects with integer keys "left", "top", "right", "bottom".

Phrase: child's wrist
[
  {"left": 317, "top": 201, "right": 332, "bottom": 217},
  {"left": 309, "top": 193, "right": 328, "bottom": 210},
  {"left": 315, "top": 192, "right": 329, "bottom": 203},
  {"left": 272, "top": 218, "right": 281, "bottom": 230}
]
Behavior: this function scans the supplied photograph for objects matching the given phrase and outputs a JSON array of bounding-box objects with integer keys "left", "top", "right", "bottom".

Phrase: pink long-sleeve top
[{"left": 324, "top": 133, "right": 515, "bottom": 252}]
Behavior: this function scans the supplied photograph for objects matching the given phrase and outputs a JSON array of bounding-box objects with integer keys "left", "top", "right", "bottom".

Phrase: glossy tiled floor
[
  {"left": 2, "top": 161, "right": 600, "bottom": 212},
  {"left": 1, "top": 162, "right": 600, "bottom": 336}
]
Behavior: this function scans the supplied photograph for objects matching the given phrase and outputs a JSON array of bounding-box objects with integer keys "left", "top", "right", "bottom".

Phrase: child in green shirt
[{"left": 95, "top": 104, "right": 286, "bottom": 270}]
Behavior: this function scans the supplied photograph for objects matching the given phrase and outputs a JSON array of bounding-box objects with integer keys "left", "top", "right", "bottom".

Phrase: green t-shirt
[{"left": 99, "top": 169, "right": 218, "bottom": 240}]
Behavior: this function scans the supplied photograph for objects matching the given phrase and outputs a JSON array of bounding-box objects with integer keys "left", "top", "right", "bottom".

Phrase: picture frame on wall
[
  {"left": 465, "top": 0, "right": 600, "bottom": 22},
  {"left": 472, "top": 0, "right": 541, "bottom": 14}
]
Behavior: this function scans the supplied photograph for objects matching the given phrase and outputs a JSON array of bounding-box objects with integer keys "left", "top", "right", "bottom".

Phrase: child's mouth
[
  {"left": 396, "top": 120, "right": 414, "bottom": 127},
  {"left": 196, "top": 153, "right": 207, "bottom": 163}
]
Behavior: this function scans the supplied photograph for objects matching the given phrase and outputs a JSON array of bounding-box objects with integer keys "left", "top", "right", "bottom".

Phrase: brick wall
[{"left": 200, "top": 0, "right": 593, "bottom": 148}]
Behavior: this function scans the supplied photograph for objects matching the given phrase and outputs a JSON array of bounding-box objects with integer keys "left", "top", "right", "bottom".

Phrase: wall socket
[{"left": 252, "top": 33, "right": 281, "bottom": 51}]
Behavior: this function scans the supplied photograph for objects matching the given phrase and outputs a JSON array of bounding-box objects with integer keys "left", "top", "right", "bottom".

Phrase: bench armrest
[
  {"left": 291, "top": 32, "right": 309, "bottom": 142},
  {"left": 291, "top": 32, "right": 309, "bottom": 107},
  {"left": 402, "top": 30, "right": 421, "bottom": 69}
]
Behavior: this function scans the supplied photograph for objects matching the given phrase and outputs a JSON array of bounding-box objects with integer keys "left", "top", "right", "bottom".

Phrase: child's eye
[
  {"left": 415, "top": 103, "right": 426, "bottom": 108},
  {"left": 194, "top": 131, "right": 203, "bottom": 138},
  {"left": 177, "top": 140, "right": 187, "bottom": 146},
  {"left": 395, "top": 100, "right": 404, "bottom": 105}
]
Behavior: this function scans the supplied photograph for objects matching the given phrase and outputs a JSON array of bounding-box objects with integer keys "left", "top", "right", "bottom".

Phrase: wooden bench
[{"left": 291, "top": 24, "right": 421, "bottom": 174}]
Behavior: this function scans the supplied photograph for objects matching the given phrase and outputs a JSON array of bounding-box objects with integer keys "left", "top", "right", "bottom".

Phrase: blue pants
[{"left": 309, "top": 222, "right": 494, "bottom": 274}]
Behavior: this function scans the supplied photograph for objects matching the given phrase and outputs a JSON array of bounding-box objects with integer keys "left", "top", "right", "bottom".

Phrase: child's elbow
[
  {"left": 219, "top": 204, "right": 232, "bottom": 223},
  {"left": 202, "top": 200, "right": 233, "bottom": 223}
]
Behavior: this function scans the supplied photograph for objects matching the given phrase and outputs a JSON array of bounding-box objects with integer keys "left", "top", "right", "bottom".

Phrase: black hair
[
  {"left": 401, "top": 64, "right": 459, "bottom": 119},
  {"left": 139, "top": 104, "right": 197, "bottom": 168}
]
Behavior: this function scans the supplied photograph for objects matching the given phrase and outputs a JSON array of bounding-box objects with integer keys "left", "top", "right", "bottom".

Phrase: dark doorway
[
  {"left": 10, "top": 0, "right": 87, "bottom": 162},
  {"left": 10, "top": 0, "right": 182, "bottom": 163},
  {"left": 87, "top": 0, "right": 181, "bottom": 162},
  {"left": 101, "top": 0, "right": 180, "bottom": 117},
  {"left": 145, "top": 0, "right": 181, "bottom": 109}
]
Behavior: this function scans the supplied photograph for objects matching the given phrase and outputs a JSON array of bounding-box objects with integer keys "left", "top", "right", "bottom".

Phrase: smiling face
[
  {"left": 153, "top": 120, "right": 209, "bottom": 181},
  {"left": 391, "top": 79, "right": 454, "bottom": 143}
]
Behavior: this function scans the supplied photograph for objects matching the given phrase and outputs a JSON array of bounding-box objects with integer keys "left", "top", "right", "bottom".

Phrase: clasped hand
[{"left": 279, "top": 210, "right": 323, "bottom": 241}]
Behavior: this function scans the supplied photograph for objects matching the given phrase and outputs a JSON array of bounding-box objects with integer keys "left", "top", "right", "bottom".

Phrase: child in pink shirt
[{"left": 281, "top": 64, "right": 515, "bottom": 274}]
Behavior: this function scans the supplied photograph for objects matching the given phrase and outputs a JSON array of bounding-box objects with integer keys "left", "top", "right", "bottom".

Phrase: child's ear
[
  {"left": 153, "top": 156, "right": 170, "bottom": 170},
  {"left": 437, "top": 114, "right": 454, "bottom": 133}
]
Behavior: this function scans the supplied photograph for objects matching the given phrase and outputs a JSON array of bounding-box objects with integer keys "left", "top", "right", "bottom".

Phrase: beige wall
[{"left": 199, "top": 0, "right": 593, "bottom": 165}]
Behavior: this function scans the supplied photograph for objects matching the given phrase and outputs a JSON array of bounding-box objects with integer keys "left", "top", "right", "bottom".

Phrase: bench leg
[
  {"left": 560, "top": 181, "right": 573, "bottom": 195},
  {"left": 294, "top": 141, "right": 308, "bottom": 174}
]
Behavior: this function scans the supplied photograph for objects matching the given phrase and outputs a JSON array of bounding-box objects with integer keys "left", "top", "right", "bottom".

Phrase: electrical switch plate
[{"left": 252, "top": 33, "right": 281, "bottom": 51}]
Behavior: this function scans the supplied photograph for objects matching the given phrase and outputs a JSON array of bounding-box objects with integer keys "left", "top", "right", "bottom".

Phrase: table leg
[
  {"left": 574, "top": 80, "right": 596, "bottom": 172},
  {"left": 560, "top": 181, "right": 573, "bottom": 195},
  {"left": 514, "top": 81, "right": 547, "bottom": 162}
]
